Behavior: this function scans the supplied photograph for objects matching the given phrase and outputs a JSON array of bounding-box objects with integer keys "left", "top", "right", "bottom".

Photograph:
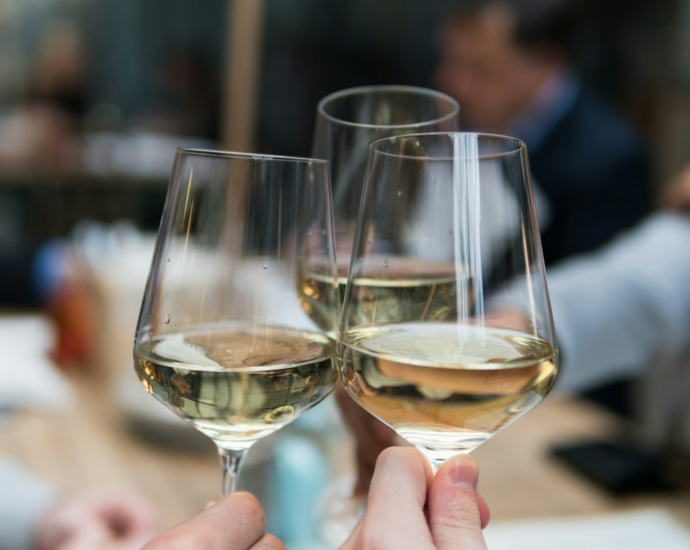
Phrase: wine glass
[
  {"left": 312, "top": 85, "right": 459, "bottom": 279},
  {"left": 338, "top": 132, "right": 558, "bottom": 471},
  {"left": 134, "top": 148, "right": 339, "bottom": 495},
  {"left": 309, "top": 86, "right": 459, "bottom": 542}
]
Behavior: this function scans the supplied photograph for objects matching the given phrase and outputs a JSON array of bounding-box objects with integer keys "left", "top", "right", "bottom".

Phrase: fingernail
[{"left": 448, "top": 459, "right": 478, "bottom": 492}]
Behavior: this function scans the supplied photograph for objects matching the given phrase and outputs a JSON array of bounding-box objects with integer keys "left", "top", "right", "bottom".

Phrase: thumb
[{"left": 428, "top": 455, "right": 487, "bottom": 550}]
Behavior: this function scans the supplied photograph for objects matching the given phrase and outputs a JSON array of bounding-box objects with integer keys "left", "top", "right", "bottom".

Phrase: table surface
[{"left": 1, "top": 374, "right": 689, "bottom": 536}]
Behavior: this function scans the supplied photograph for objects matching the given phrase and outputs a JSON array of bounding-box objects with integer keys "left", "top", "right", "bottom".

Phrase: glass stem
[{"left": 218, "top": 447, "right": 248, "bottom": 495}]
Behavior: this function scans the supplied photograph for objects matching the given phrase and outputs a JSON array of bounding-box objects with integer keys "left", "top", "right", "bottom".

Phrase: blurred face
[
  {"left": 36, "top": 27, "right": 88, "bottom": 93},
  {"left": 435, "top": 6, "right": 556, "bottom": 132}
]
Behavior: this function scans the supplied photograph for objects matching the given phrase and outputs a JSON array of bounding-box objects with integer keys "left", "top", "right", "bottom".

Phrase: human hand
[
  {"left": 341, "top": 447, "right": 490, "bottom": 550},
  {"left": 142, "top": 492, "right": 285, "bottom": 550},
  {"left": 35, "top": 488, "right": 158, "bottom": 550}
]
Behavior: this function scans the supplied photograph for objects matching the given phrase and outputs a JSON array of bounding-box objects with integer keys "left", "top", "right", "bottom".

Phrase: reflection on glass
[{"left": 312, "top": 85, "right": 459, "bottom": 273}]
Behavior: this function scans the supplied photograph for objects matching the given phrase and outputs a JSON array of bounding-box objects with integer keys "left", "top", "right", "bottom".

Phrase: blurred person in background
[
  {"left": 0, "top": 459, "right": 157, "bottom": 550},
  {"left": 435, "top": 0, "right": 653, "bottom": 265},
  {"left": 24, "top": 23, "right": 90, "bottom": 121},
  {"left": 0, "top": 22, "right": 91, "bottom": 358},
  {"left": 0, "top": 22, "right": 89, "bottom": 173},
  {"left": 0, "top": 23, "right": 95, "bottom": 364},
  {"left": 135, "top": 47, "right": 220, "bottom": 141}
]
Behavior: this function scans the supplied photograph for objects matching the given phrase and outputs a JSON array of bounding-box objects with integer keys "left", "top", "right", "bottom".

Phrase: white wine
[
  {"left": 338, "top": 323, "right": 557, "bottom": 465},
  {"left": 299, "top": 257, "right": 465, "bottom": 327},
  {"left": 135, "top": 325, "right": 336, "bottom": 450}
]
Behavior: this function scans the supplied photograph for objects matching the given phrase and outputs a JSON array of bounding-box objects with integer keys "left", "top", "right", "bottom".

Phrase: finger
[
  {"left": 142, "top": 492, "right": 265, "bottom": 550},
  {"left": 54, "top": 522, "right": 111, "bottom": 550},
  {"left": 38, "top": 504, "right": 110, "bottom": 550},
  {"left": 429, "top": 455, "right": 487, "bottom": 550},
  {"left": 249, "top": 534, "right": 287, "bottom": 550},
  {"left": 94, "top": 489, "right": 158, "bottom": 538},
  {"left": 346, "top": 448, "right": 434, "bottom": 549}
]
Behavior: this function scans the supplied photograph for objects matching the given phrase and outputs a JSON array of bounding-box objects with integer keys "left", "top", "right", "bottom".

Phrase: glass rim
[
  {"left": 369, "top": 132, "right": 526, "bottom": 161},
  {"left": 316, "top": 85, "right": 460, "bottom": 130},
  {"left": 177, "top": 147, "right": 329, "bottom": 165}
]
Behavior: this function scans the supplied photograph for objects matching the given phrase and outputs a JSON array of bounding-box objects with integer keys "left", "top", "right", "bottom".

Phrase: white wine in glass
[
  {"left": 135, "top": 326, "right": 335, "bottom": 449},
  {"left": 338, "top": 132, "right": 559, "bottom": 470},
  {"left": 133, "top": 149, "right": 339, "bottom": 495}
]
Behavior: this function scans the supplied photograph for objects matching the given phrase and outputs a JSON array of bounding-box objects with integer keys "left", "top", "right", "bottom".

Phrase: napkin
[
  {"left": 484, "top": 508, "right": 690, "bottom": 550},
  {"left": 0, "top": 316, "right": 71, "bottom": 412}
]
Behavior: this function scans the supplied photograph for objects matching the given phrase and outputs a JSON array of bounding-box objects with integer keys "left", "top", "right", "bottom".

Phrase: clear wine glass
[
  {"left": 312, "top": 85, "right": 459, "bottom": 278},
  {"left": 338, "top": 132, "right": 558, "bottom": 470},
  {"left": 134, "top": 149, "right": 339, "bottom": 495},
  {"left": 309, "top": 86, "right": 459, "bottom": 543}
]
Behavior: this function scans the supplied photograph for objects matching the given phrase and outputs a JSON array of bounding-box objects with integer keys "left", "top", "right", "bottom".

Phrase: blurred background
[
  {"left": 1, "top": 0, "right": 689, "bottom": 256},
  {"left": 2, "top": 0, "right": 690, "bottom": 548}
]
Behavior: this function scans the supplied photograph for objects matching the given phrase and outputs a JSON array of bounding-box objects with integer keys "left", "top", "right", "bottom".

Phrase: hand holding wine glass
[
  {"left": 341, "top": 448, "right": 489, "bottom": 550},
  {"left": 141, "top": 447, "right": 490, "bottom": 550},
  {"left": 134, "top": 149, "right": 339, "bottom": 495}
]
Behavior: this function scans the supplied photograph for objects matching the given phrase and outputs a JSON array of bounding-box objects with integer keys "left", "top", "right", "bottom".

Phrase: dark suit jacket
[
  {"left": 0, "top": 248, "right": 39, "bottom": 307},
  {"left": 529, "top": 89, "right": 653, "bottom": 265}
]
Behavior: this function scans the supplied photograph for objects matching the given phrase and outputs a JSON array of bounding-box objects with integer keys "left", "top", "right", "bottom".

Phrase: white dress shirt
[{"left": 547, "top": 213, "right": 690, "bottom": 450}]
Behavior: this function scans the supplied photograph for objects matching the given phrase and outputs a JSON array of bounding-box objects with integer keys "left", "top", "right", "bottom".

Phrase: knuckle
[
  {"left": 443, "top": 494, "right": 480, "bottom": 525},
  {"left": 432, "top": 491, "right": 484, "bottom": 543}
]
